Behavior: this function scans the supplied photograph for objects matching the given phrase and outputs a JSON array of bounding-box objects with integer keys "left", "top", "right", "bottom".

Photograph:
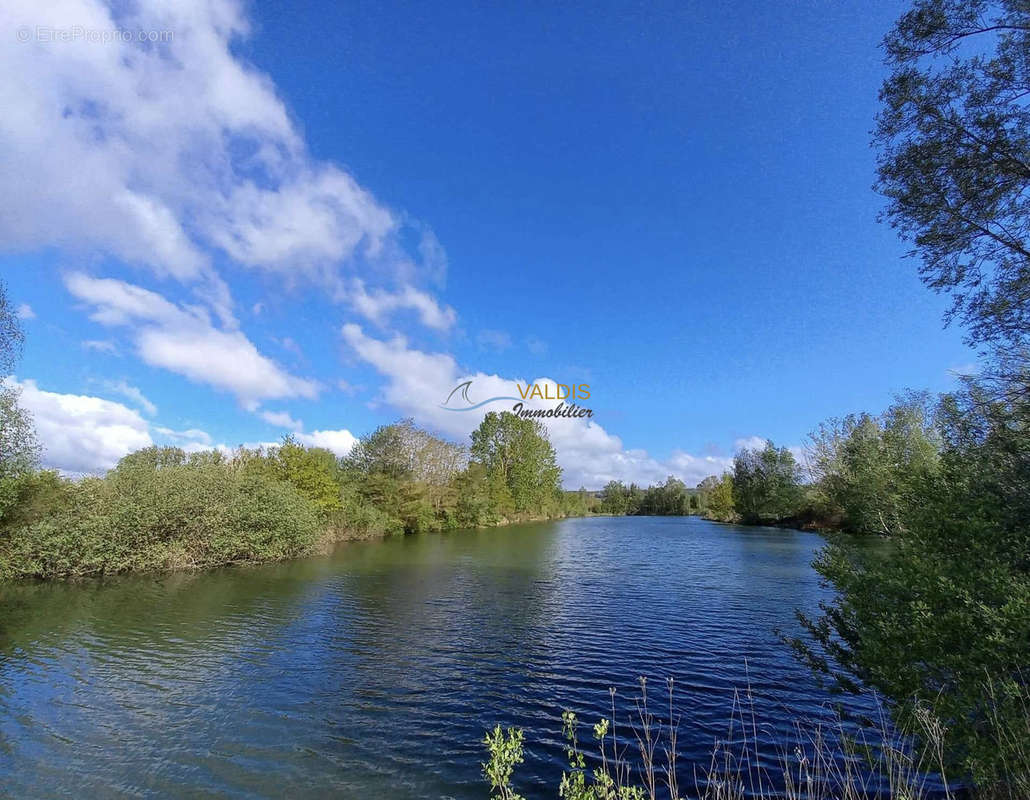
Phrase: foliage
[
  {"left": 0, "top": 279, "right": 24, "bottom": 376},
  {"left": 0, "top": 453, "right": 322, "bottom": 579},
  {"left": 731, "top": 441, "right": 803, "bottom": 524},
  {"left": 482, "top": 725, "right": 526, "bottom": 800},
  {"left": 0, "top": 383, "right": 41, "bottom": 516},
  {"left": 875, "top": 0, "right": 1030, "bottom": 384},
  {"left": 470, "top": 412, "right": 562, "bottom": 514},
  {"left": 345, "top": 418, "right": 467, "bottom": 484},
  {"left": 637, "top": 477, "right": 691, "bottom": 516},
  {"left": 264, "top": 437, "right": 344, "bottom": 515},
  {"left": 0, "top": 411, "right": 588, "bottom": 578},
  {"left": 792, "top": 388, "right": 1030, "bottom": 794},
  {"left": 598, "top": 477, "right": 699, "bottom": 517},
  {"left": 697, "top": 474, "right": 736, "bottom": 522},
  {"left": 0, "top": 282, "right": 40, "bottom": 522},
  {"left": 807, "top": 394, "right": 940, "bottom": 535}
]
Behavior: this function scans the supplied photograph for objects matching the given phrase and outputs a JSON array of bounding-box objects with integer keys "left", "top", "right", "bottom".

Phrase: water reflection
[{"left": 0, "top": 517, "right": 889, "bottom": 798}]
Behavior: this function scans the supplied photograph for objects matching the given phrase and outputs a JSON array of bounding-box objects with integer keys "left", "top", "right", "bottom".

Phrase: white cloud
[
  {"left": 733, "top": 436, "right": 768, "bottom": 453},
  {"left": 66, "top": 273, "right": 318, "bottom": 409},
  {"left": 155, "top": 426, "right": 213, "bottom": 447},
  {"left": 341, "top": 323, "right": 731, "bottom": 488},
  {"left": 0, "top": 0, "right": 442, "bottom": 306},
  {"left": 259, "top": 409, "right": 304, "bottom": 432},
  {"left": 15, "top": 303, "right": 35, "bottom": 320},
  {"left": 297, "top": 428, "right": 358, "bottom": 457},
  {"left": 10, "top": 378, "right": 152, "bottom": 474},
  {"left": 348, "top": 280, "right": 457, "bottom": 332},
  {"left": 104, "top": 379, "right": 157, "bottom": 416}
]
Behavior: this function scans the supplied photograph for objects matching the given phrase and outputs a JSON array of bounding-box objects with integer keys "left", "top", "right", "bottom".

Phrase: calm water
[{"left": 0, "top": 517, "right": 882, "bottom": 798}]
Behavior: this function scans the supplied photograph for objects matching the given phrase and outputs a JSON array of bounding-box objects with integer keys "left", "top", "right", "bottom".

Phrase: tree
[
  {"left": 875, "top": 0, "right": 1030, "bottom": 387},
  {"left": 346, "top": 418, "right": 466, "bottom": 484},
  {"left": 697, "top": 473, "right": 735, "bottom": 521},
  {"left": 598, "top": 480, "right": 632, "bottom": 514},
  {"left": 266, "top": 437, "right": 343, "bottom": 515},
  {"left": 470, "top": 412, "right": 561, "bottom": 513},
  {"left": 733, "top": 442, "right": 802, "bottom": 523},
  {"left": 0, "top": 282, "right": 39, "bottom": 518},
  {"left": 808, "top": 395, "right": 940, "bottom": 535},
  {"left": 0, "top": 279, "right": 24, "bottom": 377},
  {"left": 794, "top": 388, "right": 1030, "bottom": 792},
  {"left": 732, "top": 442, "right": 802, "bottom": 524},
  {"left": 636, "top": 476, "right": 691, "bottom": 516}
]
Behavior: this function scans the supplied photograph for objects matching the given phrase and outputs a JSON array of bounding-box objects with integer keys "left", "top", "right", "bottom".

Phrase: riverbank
[
  {"left": 0, "top": 467, "right": 593, "bottom": 582},
  {"left": 0, "top": 417, "right": 595, "bottom": 582}
]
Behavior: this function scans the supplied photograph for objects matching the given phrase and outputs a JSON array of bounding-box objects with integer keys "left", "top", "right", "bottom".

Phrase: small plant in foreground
[{"left": 483, "top": 724, "right": 526, "bottom": 800}]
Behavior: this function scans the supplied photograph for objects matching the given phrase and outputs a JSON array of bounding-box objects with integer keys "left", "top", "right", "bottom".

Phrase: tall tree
[
  {"left": 470, "top": 412, "right": 561, "bottom": 513},
  {"left": 795, "top": 389, "right": 1030, "bottom": 792},
  {"left": 0, "top": 280, "right": 24, "bottom": 377},
  {"left": 0, "top": 282, "right": 40, "bottom": 518},
  {"left": 808, "top": 394, "right": 940, "bottom": 535},
  {"left": 346, "top": 419, "right": 466, "bottom": 484},
  {"left": 732, "top": 441, "right": 802, "bottom": 524},
  {"left": 876, "top": 0, "right": 1030, "bottom": 389}
]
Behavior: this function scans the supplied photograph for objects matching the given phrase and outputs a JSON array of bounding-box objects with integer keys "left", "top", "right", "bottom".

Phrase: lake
[{"left": 0, "top": 516, "right": 885, "bottom": 798}]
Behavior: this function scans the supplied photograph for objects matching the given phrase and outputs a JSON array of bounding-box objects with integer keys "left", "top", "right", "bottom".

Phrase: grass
[{"left": 484, "top": 675, "right": 1030, "bottom": 800}]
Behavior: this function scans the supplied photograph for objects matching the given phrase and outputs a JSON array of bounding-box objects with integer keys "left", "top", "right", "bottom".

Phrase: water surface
[{"left": 0, "top": 516, "right": 879, "bottom": 797}]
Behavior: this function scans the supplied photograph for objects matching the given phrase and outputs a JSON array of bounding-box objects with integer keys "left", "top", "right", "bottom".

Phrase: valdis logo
[{"left": 440, "top": 379, "right": 594, "bottom": 419}]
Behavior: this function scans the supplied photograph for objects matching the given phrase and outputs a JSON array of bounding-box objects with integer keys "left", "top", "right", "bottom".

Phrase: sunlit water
[{"left": 0, "top": 517, "right": 897, "bottom": 798}]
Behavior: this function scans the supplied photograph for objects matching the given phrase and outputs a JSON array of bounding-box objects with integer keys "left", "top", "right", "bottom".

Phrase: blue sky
[{"left": 1, "top": 0, "right": 974, "bottom": 486}]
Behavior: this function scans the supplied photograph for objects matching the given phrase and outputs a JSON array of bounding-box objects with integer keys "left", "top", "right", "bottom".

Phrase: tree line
[{"left": 0, "top": 312, "right": 593, "bottom": 580}]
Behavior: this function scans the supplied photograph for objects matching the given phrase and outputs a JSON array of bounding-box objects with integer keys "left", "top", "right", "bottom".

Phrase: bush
[{"left": 0, "top": 458, "right": 321, "bottom": 579}]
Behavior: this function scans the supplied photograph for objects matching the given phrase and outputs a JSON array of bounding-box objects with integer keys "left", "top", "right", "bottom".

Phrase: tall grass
[{"left": 484, "top": 677, "right": 1030, "bottom": 800}]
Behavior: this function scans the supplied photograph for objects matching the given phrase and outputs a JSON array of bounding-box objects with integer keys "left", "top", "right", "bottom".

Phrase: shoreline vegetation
[
  {"left": 0, "top": 407, "right": 595, "bottom": 581},
  {"left": 483, "top": 677, "right": 1030, "bottom": 800}
]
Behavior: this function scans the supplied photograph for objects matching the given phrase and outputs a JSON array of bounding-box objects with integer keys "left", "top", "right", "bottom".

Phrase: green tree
[
  {"left": 732, "top": 442, "right": 802, "bottom": 524},
  {"left": 0, "top": 282, "right": 40, "bottom": 520},
  {"left": 470, "top": 412, "right": 561, "bottom": 514},
  {"left": 698, "top": 473, "right": 735, "bottom": 521},
  {"left": 266, "top": 437, "right": 343, "bottom": 515},
  {"left": 876, "top": 0, "right": 1030, "bottom": 386},
  {"left": 598, "top": 480, "right": 630, "bottom": 514},
  {"left": 808, "top": 395, "right": 940, "bottom": 535},
  {"left": 794, "top": 388, "right": 1029, "bottom": 792},
  {"left": 0, "top": 279, "right": 24, "bottom": 376}
]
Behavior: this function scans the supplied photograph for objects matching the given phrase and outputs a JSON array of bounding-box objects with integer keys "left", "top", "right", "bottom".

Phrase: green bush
[{"left": 0, "top": 457, "right": 320, "bottom": 579}]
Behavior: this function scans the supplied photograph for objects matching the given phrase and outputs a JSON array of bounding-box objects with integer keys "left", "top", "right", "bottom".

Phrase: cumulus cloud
[
  {"left": 103, "top": 379, "right": 157, "bottom": 416},
  {"left": 733, "top": 436, "right": 768, "bottom": 453},
  {"left": 348, "top": 280, "right": 457, "bottom": 332},
  {"left": 297, "top": 429, "right": 358, "bottom": 457},
  {"left": 15, "top": 303, "right": 35, "bottom": 320},
  {"left": 259, "top": 409, "right": 304, "bottom": 432},
  {"left": 341, "top": 324, "right": 731, "bottom": 488},
  {"left": 10, "top": 378, "right": 152, "bottom": 474},
  {"left": 66, "top": 273, "right": 318, "bottom": 409},
  {"left": 1, "top": 0, "right": 444, "bottom": 324}
]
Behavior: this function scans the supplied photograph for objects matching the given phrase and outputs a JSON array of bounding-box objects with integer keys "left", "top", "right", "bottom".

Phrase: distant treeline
[{"left": 597, "top": 391, "right": 944, "bottom": 535}]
